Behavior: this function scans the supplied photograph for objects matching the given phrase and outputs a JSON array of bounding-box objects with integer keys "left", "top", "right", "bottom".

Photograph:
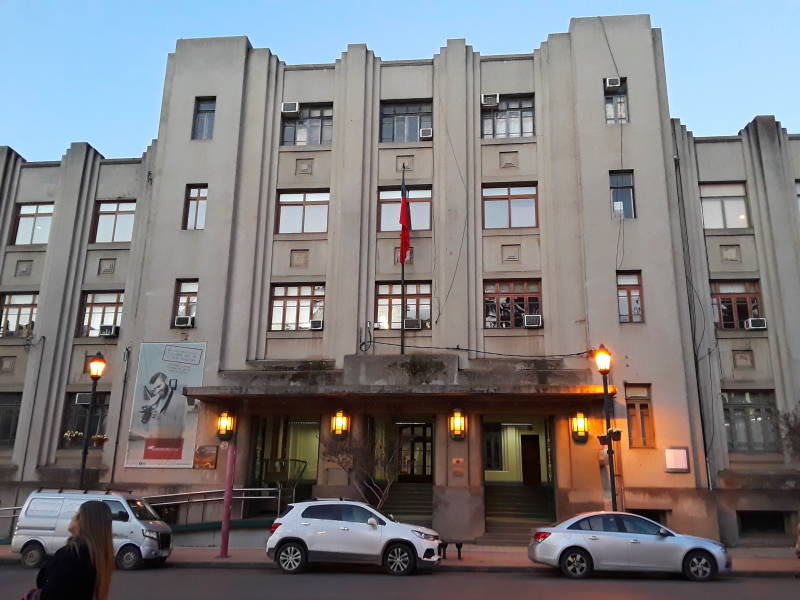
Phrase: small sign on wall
[{"left": 665, "top": 447, "right": 690, "bottom": 473}]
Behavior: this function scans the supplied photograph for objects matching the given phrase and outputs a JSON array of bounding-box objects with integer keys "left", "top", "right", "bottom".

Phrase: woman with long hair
[{"left": 34, "top": 500, "right": 114, "bottom": 600}]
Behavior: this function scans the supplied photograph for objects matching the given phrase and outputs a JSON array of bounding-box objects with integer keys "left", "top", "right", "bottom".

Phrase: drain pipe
[{"left": 109, "top": 345, "right": 132, "bottom": 485}]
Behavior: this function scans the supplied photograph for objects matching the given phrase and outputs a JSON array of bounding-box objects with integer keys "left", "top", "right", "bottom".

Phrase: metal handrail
[
  {"left": 142, "top": 487, "right": 285, "bottom": 524},
  {"left": 0, "top": 506, "right": 21, "bottom": 519}
]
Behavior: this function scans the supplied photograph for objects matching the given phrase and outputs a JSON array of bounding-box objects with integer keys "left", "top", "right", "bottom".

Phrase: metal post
[
  {"left": 400, "top": 262, "right": 405, "bottom": 355},
  {"left": 602, "top": 373, "right": 618, "bottom": 511},
  {"left": 78, "top": 377, "right": 98, "bottom": 490},
  {"left": 218, "top": 438, "right": 236, "bottom": 558}
]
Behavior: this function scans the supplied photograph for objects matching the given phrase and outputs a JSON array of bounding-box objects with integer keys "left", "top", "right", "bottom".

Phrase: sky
[{"left": 1, "top": 0, "right": 798, "bottom": 161}]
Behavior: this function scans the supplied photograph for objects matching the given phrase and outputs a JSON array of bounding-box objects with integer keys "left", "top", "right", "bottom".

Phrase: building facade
[{"left": 0, "top": 14, "right": 798, "bottom": 545}]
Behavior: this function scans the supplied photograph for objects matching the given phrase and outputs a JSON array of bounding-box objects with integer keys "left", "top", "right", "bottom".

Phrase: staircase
[
  {"left": 477, "top": 485, "right": 554, "bottom": 546},
  {"left": 381, "top": 482, "right": 433, "bottom": 527}
]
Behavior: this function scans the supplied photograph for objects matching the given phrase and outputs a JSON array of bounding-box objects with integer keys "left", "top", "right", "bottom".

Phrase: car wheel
[
  {"left": 383, "top": 543, "right": 415, "bottom": 576},
  {"left": 116, "top": 545, "right": 143, "bottom": 571},
  {"left": 276, "top": 542, "right": 307, "bottom": 574},
  {"left": 20, "top": 542, "right": 46, "bottom": 569},
  {"left": 683, "top": 549, "right": 717, "bottom": 582},
  {"left": 559, "top": 547, "right": 593, "bottom": 579}
]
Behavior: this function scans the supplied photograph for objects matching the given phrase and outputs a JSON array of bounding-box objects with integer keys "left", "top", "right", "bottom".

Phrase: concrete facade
[{"left": 0, "top": 15, "right": 797, "bottom": 545}]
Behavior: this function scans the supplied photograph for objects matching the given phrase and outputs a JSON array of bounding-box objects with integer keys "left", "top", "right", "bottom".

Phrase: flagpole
[{"left": 400, "top": 167, "right": 406, "bottom": 356}]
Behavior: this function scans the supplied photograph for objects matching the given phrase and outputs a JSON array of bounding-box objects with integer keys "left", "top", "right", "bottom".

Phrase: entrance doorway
[
  {"left": 397, "top": 422, "right": 433, "bottom": 482},
  {"left": 520, "top": 434, "right": 541, "bottom": 486}
]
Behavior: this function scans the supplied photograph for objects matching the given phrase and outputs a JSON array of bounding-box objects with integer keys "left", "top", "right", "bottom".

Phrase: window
[
  {"left": 626, "top": 384, "right": 654, "bottom": 448},
  {"left": 379, "top": 187, "right": 431, "bottom": 231},
  {"left": 269, "top": 284, "right": 325, "bottom": 331},
  {"left": 482, "top": 185, "right": 537, "bottom": 229},
  {"left": 700, "top": 183, "right": 749, "bottom": 229},
  {"left": 617, "top": 272, "right": 644, "bottom": 323},
  {"left": 375, "top": 282, "right": 432, "bottom": 330},
  {"left": 738, "top": 511, "right": 788, "bottom": 535},
  {"left": 192, "top": 97, "right": 216, "bottom": 140},
  {"left": 568, "top": 515, "right": 621, "bottom": 532},
  {"left": 711, "top": 281, "right": 762, "bottom": 329},
  {"left": 78, "top": 292, "right": 124, "bottom": 337},
  {"left": 484, "top": 423, "right": 503, "bottom": 470},
  {"left": 380, "top": 102, "right": 432, "bottom": 143},
  {"left": 610, "top": 171, "right": 635, "bottom": 219},
  {"left": 604, "top": 78, "right": 628, "bottom": 124},
  {"left": 481, "top": 96, "right": 535, "bottom": 139},
  {"left": 795, "top": 181, "right": 800, "bottom": 212},
  {"left": 183, "top": 185, "right": 208, "bottom": 231},
  {"left": 13, "top": 204, "right": 53, "bottom": 245},
  {"left": 340, "top": 504, "right": 380, "bottom": 524},
  {"left": 0, "top": 293, "right": 37, "bottom": 337},
  {"left": 0, "top": 393, "right": 21, "bottom": 448},
  {"left": 276, "top": 191, "right": 329, "bottom": 234},
  {"left": 282, "top": 105, "right": 333, "bottom": 146},
  {"left": 618, "top": 514, "right": 661, "bottom": 535},
  {"left": 723, "top": 391, "right": 779, "bottom": 452},
  {"left": 93, "top": 201, "right": 135, "bottom": 243},
  {"left": 301, "top": 504, "right": 340, "bottom": 520},
  {"left": 103, "top": 500, "right": 129, "bottom": 521},
  {"left": 174, "top": 280, "right": 198, "bottom": 319},
  {"left": 483, "top": 280, "right": 541, "bottom": 329},
  {"left": 59, "top": 393, "right": 109, "bottom": 448}
]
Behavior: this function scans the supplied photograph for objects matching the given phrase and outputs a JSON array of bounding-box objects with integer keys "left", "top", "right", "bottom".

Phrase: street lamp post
[
  {"left": 216, "top": 411, "right": 236, "bottom": 559},
  {"left": 79, "top": 352, "right": 107, "bottom": 490},
  {"left": 593, "top": 344, "right": 618, "bottom": 511}
]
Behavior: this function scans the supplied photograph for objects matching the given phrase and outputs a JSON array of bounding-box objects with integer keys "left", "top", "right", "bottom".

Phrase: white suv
[{"left": 266, "top": 499, "right": 441, "bottom": 575}]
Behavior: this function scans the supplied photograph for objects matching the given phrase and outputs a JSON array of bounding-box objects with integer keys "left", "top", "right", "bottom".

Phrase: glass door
[{"left": 398, "top": 423, "right": 433, "bottom": 482}]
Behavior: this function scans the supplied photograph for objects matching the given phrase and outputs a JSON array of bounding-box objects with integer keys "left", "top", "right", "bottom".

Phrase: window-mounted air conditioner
[
  {"left": 481, "top": 93, "right": 500, "bottom": 107},
  {"left": 604, "top": 77, "right": 622, "bottom": 90},
  {"left": 419, "top": 128, "right": 433, "bottom": 141},
  {"left": 523, "top": 314, "right": 543, "bottom": 329},
  {"left": 310, "top": 319, "right": 324, "bottom": 331},
  {"left": 75, "top": 392, "right": 92, "bottom": 405},
  {"left": 98, "top": 325, "right": 119, "bottom": 338},
  {"left": 174, "top": 315, "right": 196, "bottom": 328},
  {"left": 281, "top": 102, "right": 300, "bottom": 116},
  {"left": 403, "top": 318, "right": 423, "bottom": 330},
  {"left": 744, "top": 317, "right": 767, "bottom": 330}
]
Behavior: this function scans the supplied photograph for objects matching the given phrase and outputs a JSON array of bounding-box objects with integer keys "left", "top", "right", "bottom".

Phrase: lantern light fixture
[
  {"left": 571, "top": 412, "right": 589, "bottom": 443},
  {"left": 330, "top": 410, "right": 350, "bottom": 440},
  {"left": 449, "top": 409, "right": 467, "bottom": 441},
  {"left": 593, "top": 344, "right": 612, "bottom": 375},
  {"left": 88, "top": 352, "right": 107, "bottom": 381},
  {"left": 216, "top": 410, "right": 235, "bottom": 442}
]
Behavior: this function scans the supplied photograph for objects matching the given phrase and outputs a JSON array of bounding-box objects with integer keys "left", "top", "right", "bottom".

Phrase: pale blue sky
[{"left": 1, "top": 0, "right": 798, "bottom": 160}]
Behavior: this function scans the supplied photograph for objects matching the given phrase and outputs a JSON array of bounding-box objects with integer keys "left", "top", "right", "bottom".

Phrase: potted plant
[
  {"left": 91, "top": 434, "right": 108, "bottom": 449},
  {"left": 62, "top": 430, "right": 84, "bottom": 448}
]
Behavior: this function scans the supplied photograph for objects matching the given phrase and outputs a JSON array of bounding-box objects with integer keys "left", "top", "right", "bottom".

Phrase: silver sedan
[{"left": 528, "top": 511, "right": 730, "bottom": 581}]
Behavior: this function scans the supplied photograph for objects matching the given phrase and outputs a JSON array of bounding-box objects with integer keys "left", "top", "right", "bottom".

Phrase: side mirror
[
  {"left": 389, "top": 514, "right": 396, "bottom": 522},
  {"left": 658, "top": 527, "right": 670, "bottom": 537},
  {"left": 367, "top": 517, "right": 378, "bottom": 528}
]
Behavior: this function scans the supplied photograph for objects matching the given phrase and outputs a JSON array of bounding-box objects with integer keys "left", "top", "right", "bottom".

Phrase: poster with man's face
[{"left": 125, "top": 342, "right": 206, "bottom": 468}]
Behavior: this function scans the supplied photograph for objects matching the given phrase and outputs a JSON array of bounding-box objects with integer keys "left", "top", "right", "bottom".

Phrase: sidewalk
[{"left": 1, "top": 544, "right": 797, "bottom": 577}]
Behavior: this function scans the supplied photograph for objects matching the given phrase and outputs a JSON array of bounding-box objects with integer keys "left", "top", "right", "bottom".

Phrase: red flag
[{"left": 399, "top": 171, "right": 411, "bottom": 264}]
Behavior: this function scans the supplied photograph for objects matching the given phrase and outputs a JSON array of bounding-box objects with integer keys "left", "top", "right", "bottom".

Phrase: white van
[{"left": 11, "top": 489, "right": 172, "bottom": 570}]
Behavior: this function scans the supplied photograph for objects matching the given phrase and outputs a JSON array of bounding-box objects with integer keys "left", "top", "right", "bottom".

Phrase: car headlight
[
  {"left": 411, "top": 529, "right": 437, "bottom": 541},
  {"left": 142, "top": 529, "right": 159, "bottom": 541}
]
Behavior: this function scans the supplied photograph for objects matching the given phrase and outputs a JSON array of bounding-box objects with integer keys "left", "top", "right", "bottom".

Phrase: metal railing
[
  {"left": 143, "top": 487, "right": 283, "bottom": 525},
  {"left": 0, "top": 506, "right": 22, "bottom": 538}
]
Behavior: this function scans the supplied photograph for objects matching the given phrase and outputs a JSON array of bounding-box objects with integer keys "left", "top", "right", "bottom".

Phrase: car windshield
[{"left": 127, "top": 499, "right": 160, "bottom": 521}]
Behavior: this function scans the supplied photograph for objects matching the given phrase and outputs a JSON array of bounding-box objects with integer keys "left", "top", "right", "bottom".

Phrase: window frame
[
  {"left": 481, "top": 185, "right": 539, "bottom": 230},
  {"left": 604, "top": 78, "right": 629, "bottom": 125},
  {"left": 91, "top": 200, "right": 136, "bottom": 243},
  {"left": 483, "top": 423, "right": 503, "bottom": 471},
  {"left": 77, "top": 291, "right": 124, "bottom": 338},
  {"left": 626, "top": 384, "right": 654, "bottom": 449},
  {"left": 722, "top": 390, "right": 780, "bottom": 453},
  {"left": 173, "top": 279, "right": 199, "bottom": 324},
  {"left": 12, "top": 203, "right": 54, "bottom": 246},
  {"left": 59, "top": 392, "right": 110, "bottom": 449},
  {"left": 191, "top": 97, "right": 216, "bottom": 140},
  {"left": 482, "top": 280, "right": 542, "bottom": 329},
  {"left": 380, "top": 101, "right": 433, "bottom": 143},
  {"left": 375, "top": 282, "right": 432, "bottom": 330},
  {"left": 0, "top": 293, "right": 38, "bottom": 338},
  {"left": 0, "top": 392, "right": 21, "bottom": 448},
  {"left": 183, "top": 184, "right": 208, "bottom": 231},
  {"left": 701, "top": 196, "right": 750, "bottom": 229},
  {"left": 275, "top": 190, "right": 330, "bottom": 234},
  {"left": 269, "top": 283, "right": 326, "bottom": 331},
  {"left": 281, "top": 104, "right": 334, "bottom": 146},
  {"left": 617, "top": 271, "right": 645, "bottom": 323},
  {"left": 710, "top": 281, "right": 762, "bottom": 330},
  {"left": 481, "top": 95, "right": 535, "bottom": 140},
  {"left": 378, "top": 186, "right": 432, "bottom": 232},
  {"left": 609, "top": 171, "right": 636, "bottom": 219}
]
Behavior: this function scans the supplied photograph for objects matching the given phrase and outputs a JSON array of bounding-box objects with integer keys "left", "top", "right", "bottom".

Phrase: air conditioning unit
[
  {"left": 481, "top": 93, "right": 500, "bottom": 107},
  {"left": 310, "top": 319, "right": 324, "bottom": 331},
  {"left": 419, "top": 128, "right": 433, "bottom": 141},
  {"left": 403, "top": 318, "right": 423, "bottom": 330},
  {"left": 75, "top": 393, "right": 92, "bottom": 405},
  {"left": 281, "top": 101, "right": 300, "bottom": 116},
  {"left": 98, "top": 325, "right": 119, "bottom": 338},
  {"left": 744, "top": 317, "right": 767, "bottom": 330},
  {"left": 523, "top": 314, "right": 543, "bottom": 329},
  {"left": 604, "top": 77, "right": 622, "bottom": 90},
  {"left": 174, "top": 315, "right": 196, "bottom": 328}
]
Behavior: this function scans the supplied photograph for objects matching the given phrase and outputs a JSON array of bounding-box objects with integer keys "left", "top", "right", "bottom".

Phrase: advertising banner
[{"left": 125, "top": 342, "right": 207, "bottom": 468}]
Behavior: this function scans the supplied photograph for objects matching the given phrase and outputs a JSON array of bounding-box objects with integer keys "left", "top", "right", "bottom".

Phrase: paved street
[{"left": 2, "top": 566, "right": 797, "bottom": 599}]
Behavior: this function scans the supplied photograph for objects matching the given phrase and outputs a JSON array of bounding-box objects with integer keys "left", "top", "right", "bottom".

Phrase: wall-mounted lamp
[
  {"left": 216, "top": 410, "right": 235, "bottom": 442},
  {"left": 330, "top": 410, "right": 350, "bottom": 440},
  {"left": 449, "top": 409, "right": 467, "bottom": 441},
  {"left": 571, "top": 412, "right": 589, "bottom": 443}
]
